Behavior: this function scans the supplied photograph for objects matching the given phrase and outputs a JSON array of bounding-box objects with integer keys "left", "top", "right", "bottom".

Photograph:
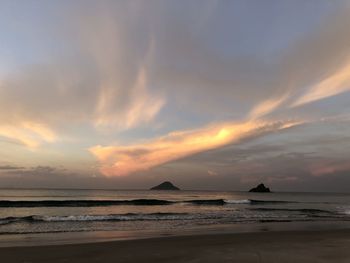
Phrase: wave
[
  {"left": 184, "top": 199, "right": 275, "bottom": 205},
  {"left": 184, "top": 199, "right": 226, "bottom": 205},
  {"left": 250, "top": 208, "right": 334, "bottom": 214},
  {"left": 186, "top": 199, "right": 297, "bottom": 205},
  {"left": 0, "top": 212, "right": 192, "bottom": 225},
  {"left": 249, "top": 199, "right": 297, "bottom": 204},
  {"left": 224, "top": 199, "right": 251, "bottom": 204},
  {"left": 0, "top": 199, "right": 175, "bottom": 207},
  {"left": 258, "top": 219, "right": 294, "bottom": 223},
  {"left": 0, "top": 198, "right": 299, "bottom": 208}
]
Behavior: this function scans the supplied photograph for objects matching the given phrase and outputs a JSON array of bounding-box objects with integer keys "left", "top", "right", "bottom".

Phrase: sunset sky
[{"left": 1, "top": 0, "right": 350, "bottom": 191}]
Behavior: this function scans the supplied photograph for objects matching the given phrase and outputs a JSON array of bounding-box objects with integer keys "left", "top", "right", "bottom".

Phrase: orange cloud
[{"left": 90, "top": 119, "right": 301, "bottom": 176}]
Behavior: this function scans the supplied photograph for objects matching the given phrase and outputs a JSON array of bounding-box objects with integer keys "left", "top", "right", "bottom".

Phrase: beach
[{"left": 1, "top": 229, "right": 350, "bottom": 263}]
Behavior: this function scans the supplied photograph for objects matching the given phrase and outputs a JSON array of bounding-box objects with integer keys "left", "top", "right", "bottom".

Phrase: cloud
[
  {"left": 309, "top": 160, "right": 350, "bottom": 177},
  {"left": 207, "top": 170, "right": 218, "bottom": 176},
  {"left": 1, "top": 165, "right": 64, "bottom": 176},
  {"left": 248, "top": 93, "right": 289, "bottom": 119},
  {"left": 0, "top": 165, "right": 24, "bottom": 170},
  {"left": 89, "top": 87, "right": 307, "bottom": 177},
  {"left": 0, "top": 1, "right": 165, "bottom": 148},
  {"left": 89, "top": 119, "right": 302, "bottom": 176},
  {"left": 291, "top": 61, "right": 350, "bottom": 107},
  {"left": 94, "top": 67, "right": 165, "bottom": 129},
  {"left": 0, "top": 1, "right": 348, "bottom": 147},
  {"left": 0, "top": 121, "right": 57, "bottom": 148},
  {"left": 0, "top": 1, "right": 350, "bottom": 191},
  {"left": 278, "top": 4, "right": 350, "bottom": 108}
]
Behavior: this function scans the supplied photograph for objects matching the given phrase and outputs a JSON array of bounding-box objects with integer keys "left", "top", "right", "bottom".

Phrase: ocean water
[{"left": 0, "top": 189, "right": 349, "bottom": 237}]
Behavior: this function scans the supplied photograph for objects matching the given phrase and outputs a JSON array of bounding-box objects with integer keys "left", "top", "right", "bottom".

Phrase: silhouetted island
[
  {"left": 249, "top": 183, "right": 271, "bottom": 193},
  {"left": 150, "top": 181, "right": 180, "bottom": 190}
]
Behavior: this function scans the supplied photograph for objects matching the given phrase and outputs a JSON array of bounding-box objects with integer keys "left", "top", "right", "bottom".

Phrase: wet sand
[{"left": 1, "top": 229, "right": 350, "bottom": 262}]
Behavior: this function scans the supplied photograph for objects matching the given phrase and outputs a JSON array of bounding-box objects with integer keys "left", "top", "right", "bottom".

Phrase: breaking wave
[{"left": 0, "top": 212, "right": 193, "bottom": 225}]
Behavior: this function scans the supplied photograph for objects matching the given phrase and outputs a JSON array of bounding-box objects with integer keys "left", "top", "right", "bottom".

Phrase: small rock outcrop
[
  {"left": 249, "top": 183, "right": 271, "bottom": 193},
  {"left": 150, "top": 181, "right": 180, "bottom": 190}
]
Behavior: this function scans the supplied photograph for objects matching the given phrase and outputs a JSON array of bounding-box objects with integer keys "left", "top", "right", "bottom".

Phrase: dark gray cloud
[{"left": 0, "top": 165, "right": 24, "bottom": 170}]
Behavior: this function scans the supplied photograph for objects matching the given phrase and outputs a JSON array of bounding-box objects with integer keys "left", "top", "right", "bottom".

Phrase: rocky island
[
  {"left": 249, "top": 183, "right": 271, "bottom": 193},
  {"left": 150, "top": 181, "right": 180, "bottom": 190}
]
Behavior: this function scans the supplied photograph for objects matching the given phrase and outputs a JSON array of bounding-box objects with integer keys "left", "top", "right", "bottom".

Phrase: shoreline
[
  {"left": 1, "top": 220, "right": 350, "bottom": 247},
  {"left": 1, "top": 228, "right": 350, "bottom": 262}
]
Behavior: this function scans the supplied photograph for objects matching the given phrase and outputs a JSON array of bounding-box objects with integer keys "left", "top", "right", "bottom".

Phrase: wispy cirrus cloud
[
  {"left": 0, "top": 121, "right": 57, "bottom": 148},
  {"left": 93, "top": 67, "right": 165, "bottom": 130},
  {"left": 292, "top": 61, "right": 350, "bottom": 107},
  {"left": 248, "top": 93, "right": 289, "bottom": 120},
  {"left": 0, "top": 2, "right": 165, "bottom": 148}
]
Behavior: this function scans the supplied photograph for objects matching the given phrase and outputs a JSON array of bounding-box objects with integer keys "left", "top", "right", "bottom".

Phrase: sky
[{"left": 0, "top": 0, "right": 350, "bottom": 192}]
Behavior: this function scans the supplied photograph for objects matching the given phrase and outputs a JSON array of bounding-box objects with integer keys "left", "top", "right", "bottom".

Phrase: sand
[{"left": 1, "top": 229, "right": 350, "bottom": 262}]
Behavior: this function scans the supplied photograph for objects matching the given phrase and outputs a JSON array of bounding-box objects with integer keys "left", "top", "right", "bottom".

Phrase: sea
[{"left": 0, "top": 189, "right": 349, "bottom": 245}]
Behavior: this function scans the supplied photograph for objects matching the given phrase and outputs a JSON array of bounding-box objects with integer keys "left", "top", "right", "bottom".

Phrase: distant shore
[{"left": 1, "top": 228, "right": 350, "bottom": 262}]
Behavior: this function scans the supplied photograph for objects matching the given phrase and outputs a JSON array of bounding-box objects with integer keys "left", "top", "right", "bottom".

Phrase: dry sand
[{"left": 1, "top": 229, "right": 350, "bottom": 262}]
